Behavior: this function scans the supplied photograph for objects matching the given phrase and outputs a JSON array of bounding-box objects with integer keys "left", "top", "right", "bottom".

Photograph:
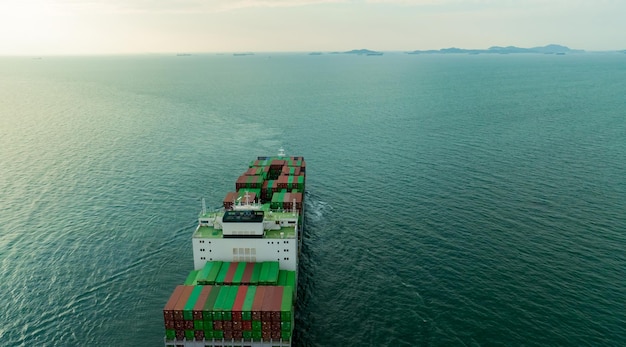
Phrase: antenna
[{"left": 201, "top": 198, "right": 207, "bottom": 215}]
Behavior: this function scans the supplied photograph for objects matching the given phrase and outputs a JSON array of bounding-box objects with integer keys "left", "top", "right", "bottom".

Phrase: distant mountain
[
  {"left": 407, "top": 44, "right": 584, "bottom": 55},
  {"left": 343, "top": 49, "right": 383, "bottom": 55}
]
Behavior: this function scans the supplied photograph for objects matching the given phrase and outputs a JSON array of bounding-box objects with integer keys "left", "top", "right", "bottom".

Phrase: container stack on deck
[
  {"left": 164, "top": 261, "right": 296, "bottom": 346},
  {"left": 163, "top": 284, "right": 294, "bottom": 345},
  {"left": 250, "top": 157, "right": 306, "bottom": 210}
]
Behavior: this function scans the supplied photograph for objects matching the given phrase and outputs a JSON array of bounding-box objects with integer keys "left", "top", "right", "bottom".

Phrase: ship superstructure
[{"left": 163, "top": 149, "right": 305, "bottom": 347}]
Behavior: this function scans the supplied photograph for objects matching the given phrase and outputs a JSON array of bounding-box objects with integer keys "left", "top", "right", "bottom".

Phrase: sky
[{"left": 0, "top": 0, "right": 625, "bottom": 55}]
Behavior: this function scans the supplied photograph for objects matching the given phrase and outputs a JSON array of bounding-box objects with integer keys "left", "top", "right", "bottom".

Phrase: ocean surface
[{"left": 1, "top": 52, "right": 625, "bottom": 346}]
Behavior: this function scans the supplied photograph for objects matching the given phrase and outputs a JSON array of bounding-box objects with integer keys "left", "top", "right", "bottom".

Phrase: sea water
[{"left": 0, "top": 53, "right": 625, "bottom": 346}]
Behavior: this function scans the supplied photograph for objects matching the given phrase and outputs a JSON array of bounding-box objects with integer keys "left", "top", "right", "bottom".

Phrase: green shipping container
[
  {"left": 184, "top": 270, "right": 200, "bottom": 285},
  {"left": 278, "top": 270, "right": 288, "bottom": 286},
  {"left": 203, "top": 330, "right": 213, "bottom": 339},
  {"left": 281, "top": 286, "right": 293, "bottom": 322},
  {"left": 216, "top": 261, "right": 231, "bottom": 284},
  {"left": 267, "top": 262, "right": 279, "bottom": 284},
  {"left": 184, "top": 330, "right": 194, "bottom": 340},
  {"left": 202, "top": 286, "right": 220, "bottom": 321},
  {"left": 282, "top": 331, "right": 292, "bottom": 340},
  {"left": 241, "top": 286, "right": 257, "bottom": 321},
  {"left": 286, "top": 271, "right": 296, "bottom": 289},
  {"left": 194, "top": 320, "right": 204, "bottom": 330},
  {"left": 165, "top": 329, "right": 175, "bottom": 340},
  {"left": 250, "top": 263, "right": 262, "bottom": 284},
  {"left": 206, "top": 261, "right": 223, "bottom": 284},
  {"left": 222, "top": 285, "right": 239, "bottom": 321},
  {"left": 196, "top": 261, "right": 215, "bottom": 285},
  {"left": 259, "top": 262, "right": 271, "bottom": 284},
  {"left": 183, "top": 286, "right": 204, "bottom": 321},
  {"left": 232, "top": 262, "right": 246, "bottom": 285},
  {"left": 281, "top": 320, "right": 291, "bottom": 331},
  {"left": 212, "top": 286, "right": 231, "bottom": 320}
]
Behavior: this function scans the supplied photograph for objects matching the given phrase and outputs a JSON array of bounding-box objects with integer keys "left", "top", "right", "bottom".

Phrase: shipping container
[
  {"left": 173, "top": 286, "right": 194, "bottom": 321},
  {"left": 250, "top": 262, "right": 262, "bottom": 284},
  {"left": 196, "top": 261, "right": 215, "bottom": 285},
  {"left": 215, "top": 261, "right": 231, "bottom": 284},
  {"left": 192, "top": 286, "right": 212, "bottom": 320},
  {"left": 232, "top": 262, "right": 247, "bottom": 285},
  {"left": 183, "top": 286, "right": 203, "bottom": 321},
  {"left": 241, "top": 285, "right": 257, "bottom": 321},
  {"left": 281, "top": 286, "right": 293, "bottom": 322},
  {"left": 232, "top": 285, "right": 248, "bottom": 321},
  {"left": 202, "top": 285, "right": 221, "bottom": 321},
  {"left": 223, "top": 262, "right": 239, "bottom": 285},
  {"left": 267, "top": 262, "right": 280, "bottom": 284},
  {"left": 212, "top": 285, "right": 231, "bottom": 320},
  {"left": 261, "top": 286, "right": 275, "bottom": 322},
  {"left": 223, "top": 285, "right": 239, "bottom": 321},
  {"left": 183, "top": 270, "right": 200, "bottom": 285},
  {"left": 241, "top": 262, "right": 255, "bottom": 284},
  {"left": 251, "top": 286, "right": 266, "bottom": 321},
  {"left": 163, "top": 285, "right": 185, "bottom": 321}
]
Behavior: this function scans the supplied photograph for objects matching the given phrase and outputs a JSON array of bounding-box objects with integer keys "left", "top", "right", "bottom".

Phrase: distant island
[
  {"left": 407, "top": 44, "right": 584, "bottom": 55},
  {"left": 329, "top": 49, "right": 384, "bottom": 56}
]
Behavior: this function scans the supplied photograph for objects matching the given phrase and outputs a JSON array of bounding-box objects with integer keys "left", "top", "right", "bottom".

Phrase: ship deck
[
  {"left": 193, "top": 225, "right": 296, "bottom": 239},
  {"left": 193, "top": 211, "right": 299, "bottom": 239}
]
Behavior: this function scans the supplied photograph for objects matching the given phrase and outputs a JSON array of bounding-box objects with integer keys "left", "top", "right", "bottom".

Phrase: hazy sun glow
[{"left": 0, "top": 0, "right": 624, "bottom": 55}]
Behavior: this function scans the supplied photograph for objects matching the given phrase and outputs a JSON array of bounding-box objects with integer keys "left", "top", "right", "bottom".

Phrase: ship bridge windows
[{"left": 233, "top": 247, "right": 256, "bottom": 262}]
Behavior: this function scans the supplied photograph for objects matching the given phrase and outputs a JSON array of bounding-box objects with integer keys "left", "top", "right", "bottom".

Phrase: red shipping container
[
  {"left": 241, "top": 263, "right": 255, "bottom": 284},
  {"left": 271, "top": 321, "right": 281, "bottom": 331},
  {"left": 173, "top": 286, "right": 194, "bottom": 321},
  {"left": 163, "top": 285, "right": 185, "bottom": 321},
  {"left": 242, "top": 321, "right": 252, "bottom": 330},
  {"left": 224, "top": 262, "right": 239, "bottom": 284},
  {"left": 193, "top": 286, "right": 212, "bottom": 321},
  {"left": 175, "top": 330, "right": 184, "bottom": 339},
  {"left": 184, "top": 320, "right": 194, "bottom": 330},
  {"left": 232, "top": 285, "right": 248, "bottom": 320},
  {"left": 252, "top": 286, "right": 266, "bottom": 321},
  {"left": 223, "top": 321, "right": 233, "bottom": 330},
  {"left": 271, "top": 286, "right": 284, "bottom": 322},
  {"left": 262, "top": 321, "right": 271, "bottom": 332},
  {"left": 261, "top": 286, "right": 275, "bottom": 321},
  {"left": 194, "top": 330, "right": 205, "bottom": 340}
]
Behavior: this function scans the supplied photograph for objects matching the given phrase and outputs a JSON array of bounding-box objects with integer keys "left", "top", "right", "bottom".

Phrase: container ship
[{"left": 163, "top": 149, "right": 305, "bottom": 347}]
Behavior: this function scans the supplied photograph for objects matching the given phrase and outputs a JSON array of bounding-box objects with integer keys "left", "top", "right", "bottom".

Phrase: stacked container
[
  {"left": 191, "top": 261, "right": 292, "bottom": 286},
  {"left": 163, "top": 285, "right": 293, "bottom": 344},
  {"left": 223, "top": 191, "right": 258, "bottom": 210}
]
